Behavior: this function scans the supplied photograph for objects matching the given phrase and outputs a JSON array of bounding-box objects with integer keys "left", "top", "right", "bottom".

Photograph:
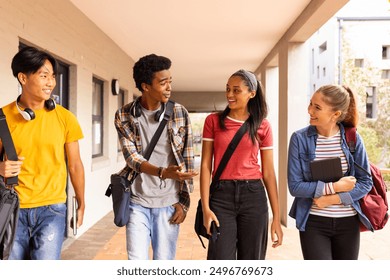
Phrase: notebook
[{"left": 310, "top": 157, "right": 343, "bottom": 182}]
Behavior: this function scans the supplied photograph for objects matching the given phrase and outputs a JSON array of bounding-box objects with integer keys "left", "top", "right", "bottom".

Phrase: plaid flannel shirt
[{"left": 114, "top": 99, "right": 195, "bottom": 209}]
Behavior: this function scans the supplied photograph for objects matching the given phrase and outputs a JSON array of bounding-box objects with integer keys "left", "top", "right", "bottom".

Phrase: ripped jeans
[{"left": 9, "top": 203, "right": 66, "bottom": 260}]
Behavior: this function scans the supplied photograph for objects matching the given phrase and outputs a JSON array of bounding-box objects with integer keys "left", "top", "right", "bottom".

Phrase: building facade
[
  {"left": 308, "top": 6, "right": 390, "bottom": 167},
  {"left": 0, "top": 0, "right": 136, "bottom": 239}
]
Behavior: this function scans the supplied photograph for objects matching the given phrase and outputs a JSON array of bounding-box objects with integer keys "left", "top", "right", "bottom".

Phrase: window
[
  {"left": 19, "top": 42, "right": 69, "bottom": 109},
  {"left": 117, "top": 88, "right": 126, "bottom": 153},
  {"left": 319, "top": 42, "right": 327, "bottom": 54},
  {"left": 51, "top": 61, "right": 69, "bottom": 109},
  {"left": 382, "top": 46, "right": 390, "bottom": 59},
  {"left": 322, "top": 67, "right": 326, "bottom": 77},
  {"left": 311, "top": 48, "right": 315, "bottom": 74},
  {"left": 381, "top": 69, "right": 390, "bottom": 80},
  {"left": 92, "top": 77, "right": 104, "bottom": 158},
  {"left": 354, "top": 59, "right": 364, "bottom": 68},
  {"left": 366, "top": 86, "right": 377, "bottom": 119}
]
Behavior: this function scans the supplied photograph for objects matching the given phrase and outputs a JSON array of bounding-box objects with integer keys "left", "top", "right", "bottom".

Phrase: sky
[{"left": 338, "top": 0, "right": 390, "bottom": 17}]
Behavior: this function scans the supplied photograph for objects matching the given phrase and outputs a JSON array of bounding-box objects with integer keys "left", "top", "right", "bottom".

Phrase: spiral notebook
[{"left": 310, "top": 157, "right": 343, "bottom": 182}]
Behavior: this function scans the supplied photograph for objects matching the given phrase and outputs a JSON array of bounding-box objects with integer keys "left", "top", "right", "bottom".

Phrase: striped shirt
[{"left": 310, "top": 131, "right": 357, "bottom": 217}]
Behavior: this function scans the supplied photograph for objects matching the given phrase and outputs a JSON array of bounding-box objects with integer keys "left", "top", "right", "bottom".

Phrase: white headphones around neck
[{"left": 16, "top": 95, "right": 56, "bottom": 121}]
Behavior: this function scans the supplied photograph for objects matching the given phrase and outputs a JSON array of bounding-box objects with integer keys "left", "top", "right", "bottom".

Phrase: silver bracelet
[{"left": 180, "top": 203, "right": 188, "bottom": 213}]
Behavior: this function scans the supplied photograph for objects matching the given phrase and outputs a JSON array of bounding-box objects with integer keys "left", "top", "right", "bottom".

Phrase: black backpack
[{"left": 0, "top": 179, "right": 19, "bottom": 260}]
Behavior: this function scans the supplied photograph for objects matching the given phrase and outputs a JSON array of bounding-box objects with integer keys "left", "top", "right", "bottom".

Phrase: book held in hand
[{"left": 310, "top": 157, "right": 343, "bottom": 182}]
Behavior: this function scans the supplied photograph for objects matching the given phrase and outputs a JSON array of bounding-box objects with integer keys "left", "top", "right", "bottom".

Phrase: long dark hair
[{"left": 218, "top": 71, "right": 268, "bottom": 144}]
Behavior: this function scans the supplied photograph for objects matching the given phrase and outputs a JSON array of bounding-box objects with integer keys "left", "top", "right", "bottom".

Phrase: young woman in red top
[{"left": 200, "top": 69, "right": 283, "bottom": 260}]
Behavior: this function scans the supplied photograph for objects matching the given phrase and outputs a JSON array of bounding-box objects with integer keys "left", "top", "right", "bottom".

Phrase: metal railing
[{"left": 381, "top": 168, "right": 390, "bottom": 175}]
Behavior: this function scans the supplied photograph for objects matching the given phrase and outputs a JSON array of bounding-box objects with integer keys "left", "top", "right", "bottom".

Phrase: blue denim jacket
[{"left": 287, "top": 124, "right": 373, "bottom": 231}]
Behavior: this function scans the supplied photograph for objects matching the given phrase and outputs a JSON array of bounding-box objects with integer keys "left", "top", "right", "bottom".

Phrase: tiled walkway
[{"left": 61, "top": 177, "right": 390, "bottom": 260}]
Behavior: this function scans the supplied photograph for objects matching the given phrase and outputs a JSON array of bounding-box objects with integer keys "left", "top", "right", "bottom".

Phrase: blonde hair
[{"left": 316, "top": 84, "right": 358, "bottom": 127}]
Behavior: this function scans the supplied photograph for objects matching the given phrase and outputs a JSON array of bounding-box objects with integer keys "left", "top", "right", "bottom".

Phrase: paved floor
[{"left": 61, "top": 177, "right": 390, "bottom": 260}]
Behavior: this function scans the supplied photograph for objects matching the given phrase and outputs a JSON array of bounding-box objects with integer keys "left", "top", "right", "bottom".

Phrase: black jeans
[
  {"left": 207, "top": 179, "right": 269, "bottom": 260},
  {"left": 299, "top": 214, "right": 360, "bottom": 260}
]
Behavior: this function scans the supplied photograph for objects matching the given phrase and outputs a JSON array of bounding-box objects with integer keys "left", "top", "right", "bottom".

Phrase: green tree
[{"left": 341, "top": 33, "right": 390, "bottom": 167}]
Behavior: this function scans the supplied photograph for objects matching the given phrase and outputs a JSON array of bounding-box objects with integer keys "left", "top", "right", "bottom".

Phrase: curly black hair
[{"left": 133, "top": 54, "right": 171, "bottom": 92}]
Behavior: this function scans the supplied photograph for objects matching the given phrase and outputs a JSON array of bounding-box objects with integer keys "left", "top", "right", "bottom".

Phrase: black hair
[
  {"left": 219, "top": 72, "right": 268, "bottom": 144},
  {"left": 133, "top": 54, "right": 171, "bottom": 92},
  {"left": 11, "top": 46, "right": 57, "bottom": 81}
]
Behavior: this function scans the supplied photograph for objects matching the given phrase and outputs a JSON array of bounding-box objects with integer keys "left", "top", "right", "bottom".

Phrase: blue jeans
[
  {"left": 207, "top": 180, "right": 269, "bottom": 260},
  {"left": 9, "top": 203, "right": 66, "bottom": 260},
  {"left": 126, "top": 201, "right": 179, "bottom": 260},
  {"left": 299, "top": 214, "right": 360, "bottom": 260}
]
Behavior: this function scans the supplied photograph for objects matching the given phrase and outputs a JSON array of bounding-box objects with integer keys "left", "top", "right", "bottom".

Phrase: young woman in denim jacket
[{"left": 288, "top": 85, "right": 373, "bottom": 260}]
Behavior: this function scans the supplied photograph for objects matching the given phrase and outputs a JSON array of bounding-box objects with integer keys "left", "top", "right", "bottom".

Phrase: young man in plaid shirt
[{"left": 115, "top": 54, "right": 198, "bottom": 260}]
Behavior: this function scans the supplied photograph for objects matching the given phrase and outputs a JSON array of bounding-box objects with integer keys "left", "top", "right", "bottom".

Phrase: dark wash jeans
[
  {"left": 207, "top": 179, "right": 269, "bottom": 260},
  {"left": 299, "top": 214, "right": 360, "bottom": 260}
]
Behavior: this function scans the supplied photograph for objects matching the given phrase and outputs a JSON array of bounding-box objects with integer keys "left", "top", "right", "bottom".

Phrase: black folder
[{"left": 310, "top": 157, "right": 343, "bottom": 182}]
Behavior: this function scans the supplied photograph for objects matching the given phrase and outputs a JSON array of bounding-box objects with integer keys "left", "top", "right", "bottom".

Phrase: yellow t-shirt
[{"left": 2, "top": 101, "right": 84, "bottom": 208}]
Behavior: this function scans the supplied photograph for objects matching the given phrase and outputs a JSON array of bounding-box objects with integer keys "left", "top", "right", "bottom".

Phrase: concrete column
[
  {"left": 278, "top": 41, "right": 311, "bottom": 227},
  {"left": 260, "top": 67, "right": 281, "bottom": 224},
  {"left": 263, "top": 67, "right": 279, "bottom": 190}
]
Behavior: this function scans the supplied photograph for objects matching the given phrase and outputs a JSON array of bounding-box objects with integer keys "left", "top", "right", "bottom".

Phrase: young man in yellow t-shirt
[{"left": 0, "top": 46, "right": 85, "bottom": 260}]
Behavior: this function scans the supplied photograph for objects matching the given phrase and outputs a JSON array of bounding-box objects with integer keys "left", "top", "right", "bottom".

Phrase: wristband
[
  {"left": 158, "top": 167, "right": 164, "bottom": 179},
  {"left": 158, "top": 167, "right": 166, "bottom": 189},
  {"left": 180, "top": 203, "right": 188, "bottom": 213}
]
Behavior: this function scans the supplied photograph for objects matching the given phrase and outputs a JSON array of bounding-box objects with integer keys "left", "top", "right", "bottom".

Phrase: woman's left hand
[{"left": 270, "top": 220, "right": 283, "bottom": 248}]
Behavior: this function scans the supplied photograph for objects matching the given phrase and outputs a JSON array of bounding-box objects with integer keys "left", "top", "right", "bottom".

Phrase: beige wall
[{"left": 0, "top": 0, "right": 135, "bottom": 238}]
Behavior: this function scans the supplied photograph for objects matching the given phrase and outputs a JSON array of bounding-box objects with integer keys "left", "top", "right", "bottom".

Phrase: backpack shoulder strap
[
  {"left": 344, "top": 126, "right": 357, "bottom": 153},
  {"left": 0, "top": 108, "right": 19, "bottom": 186},
  {"left": 345, "top": 126, "right": 372, "bottom": 177}
]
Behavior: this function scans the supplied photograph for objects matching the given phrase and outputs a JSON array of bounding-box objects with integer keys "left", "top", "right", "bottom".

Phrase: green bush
[{"left": 357, "top": 126, "right": 382, "bottom": 164}]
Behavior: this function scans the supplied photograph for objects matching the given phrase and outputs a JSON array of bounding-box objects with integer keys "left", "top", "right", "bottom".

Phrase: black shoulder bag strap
[
  {"left": 143, "top": 100, "right": 175, "bottom": 160},
  {"left": 195, "top": 119, "right": 249, "bottom": 249},
  {"left": 105, "top": 100, "right": 175, "bottom": 197},
  {"left": 0, "top": 108, "right": 18, "bottom": 187},
  {"left": 209, "top": 119, "right": 249, "bottom": 194}
]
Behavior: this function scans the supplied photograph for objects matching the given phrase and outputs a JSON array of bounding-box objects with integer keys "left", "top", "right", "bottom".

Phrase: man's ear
[
  {"left": 141, "top": 82, "right": 149, "bottom": 92},
  {"left": 17, "top": 73, "right": 27, "bottom": 85}
]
